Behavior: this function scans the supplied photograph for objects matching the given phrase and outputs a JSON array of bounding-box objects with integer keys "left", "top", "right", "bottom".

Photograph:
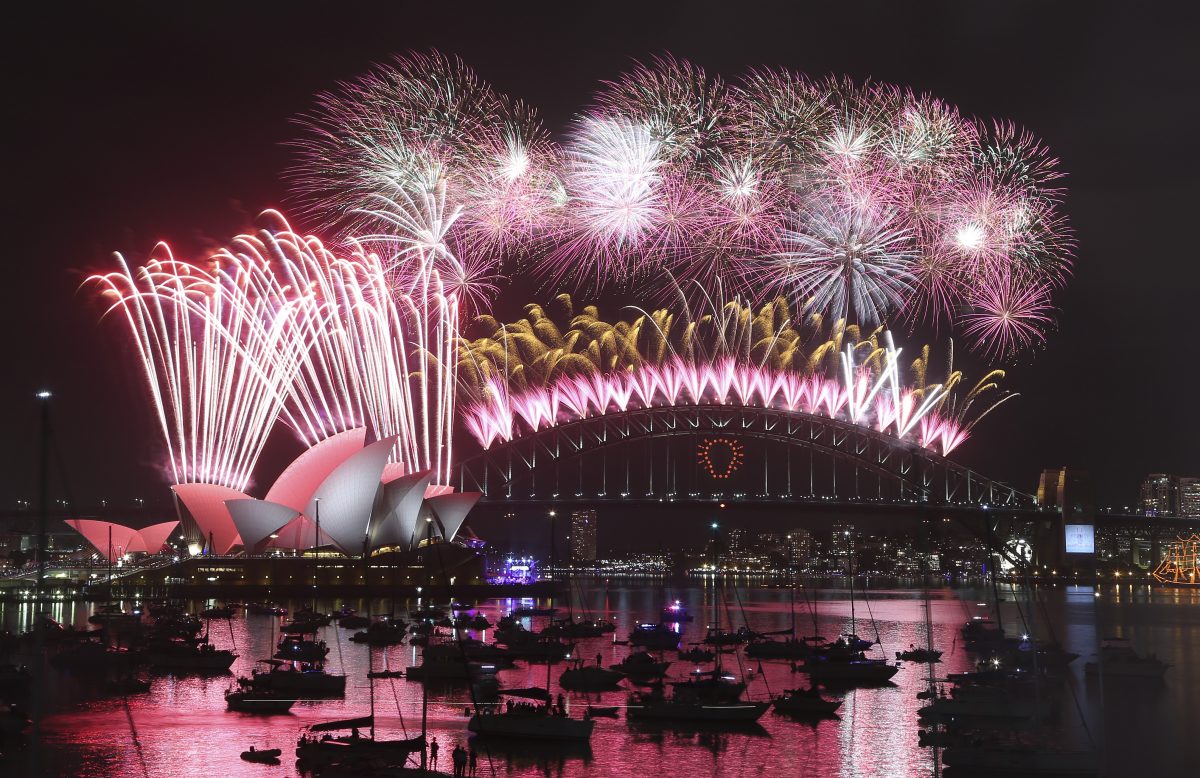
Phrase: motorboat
[
  {"left": 629, "top": 623, "right": 680, "bottom": 650},
  {"left": 468, "top": 702, "right": 594, "bottom": 741},
  {"left": 627, "top": 681, "right": 769, "bottom": 723},
  {"left": 797, "top": 645, "right": 899, "bottom": 683},
  {"left": 918, "top": 686, "right": 1053, "bottom": 722},
  {"left": 88, "top": 604, "right": 141, "bottom": 626},
  {"left": 772, "top": 686, "right": 842, "bottom": 715},
  {"left": 225, "top": 686, "right": 295, "bottom": 713},
  {"left": 610, "top": 651, "right": 671, "bottom": 680},
  {"left": 246, "top": 603, "right": 287, "bottom": 616},
  {"left": 274, "top": 635, "right": 329, "bottom": 662},
  {"left": 245, "top": 660, "right": 346, "bottom": 696},
  {"left": 336, "top": 614, "right": 370, "bottom": 629},
  {"left": 559, "top": 660, "right": 625, "bottom": 691},
  {"left": 144, "top": 638, "right": 237, "bottom": 670},
  {"left": 702, "top": 626, "right": 753, "bottom": 646},
  {"left": 349, "top": 618, "right": 407, "bottom": 645},
  {"left": 676, "top": 647, "right": 715, "bottom": 663},
  {"left": 896, "top": 646, "right": 943, "bottom": 663},
  {"left": 660, "top": 601, "right": 693, "bottom": 623},
  {"left": 1084, "top": 638, "right": 1169, "bottom": 678},
  {"left": 405, "top": 643, "right": 498, "bottom": 682},
  {"left": 240, "top": 747, "right": 282, "bottom": 763}
]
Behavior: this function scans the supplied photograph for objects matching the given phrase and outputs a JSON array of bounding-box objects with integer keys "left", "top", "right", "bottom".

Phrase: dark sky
[{"left": 4, "top": 1, "right": 1197, "bottom": 512}]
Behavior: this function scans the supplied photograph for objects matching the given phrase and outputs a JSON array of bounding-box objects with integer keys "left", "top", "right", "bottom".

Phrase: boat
[
  {"left": 200, "top": 605, "right": 234, "bottom": 619},
  {"left": 1084, "top": 638, "right": 1169, "bottom": 678},
  {"left": 296, "top": 717, "right": 425, "bottom": 768},
  {"left": 274, "top": 635, "right": 328, "bottom": 662},
  {"left": 499, "top": 633, "right": 575, "bottom": 661},
  {"left": 245, "top": 659, "right": 346, "bottom": 696},
  {"left": 629, "top": 623, "right": 681, "bottom": 649},
  {"left": 549, "top": 617, "right": 615, "bottom": 638},
  {"left": 512, "top": 606, "right": 557, "bottom": 618},
  {"left": 896, "top": 646, "right": 943, "bottom": 662},
  {"left": 772, "top": 686, "right": 841, "bottom": 715},
  {"left": 468, "top": 613, "right": 492, "bottom": 630},
  {"left": 468, "top": 702, "right": 595, "bottom": 741},
  {"left": 50, "top": 639, "right": 137, "bottom": 670},
  {"left": 88, "top": 604, "right": 140, "bottom": 626},
  {"left": 610, "top": 651, "right": 671, "bottom": 680},
  {"left": 336, "top": 614, "right": 370, "bottom": 629},
  {"left": 292, "top": 607, "right": 332, "bottom": 626},
  {"left": 676, "top": 647, "right": 715, "bottom": 663},
  {"left": 796, "top": 643, "right": 899, "bottom": 683},
  {"left": 660, "top": 601, "right": 693, "bottom": 623},
  {"left": 559, "top": 660, "right": 625, "bottom": 691},
  {"left": 366, "top": 669, "right": 404, "bottom": 679},
  {"left": 627, "top": 683, "right": 769, "bottom": 723},
  {"left": 918, "top": 687, "right": 1053, "bottom": 722},
  {"left": 349, "top": 618, "right": 407, "bottom": 645},
  {"left": 225, "top": 687, "right": 295, "bottom": 713},
  {"left": 240, "top": 747, "right": 282, "bottom": 763},
  {"left": 406, "top": 642, "right": 499, "bottom": 683},
  {"left": 747, "top": 637, "right": 811, "bottom": 660},
  {"left": 702, "top": 626, "right": 753, "bottom": 646},
  {"left": 669, "top": 670, "right": 747, "bottom": 704},
  {"left": 246, "top": 603, "right": 287, "bottom": 616},
  {"left": 144, "top": 638, "right": 237, "bottom": 670},
  {"left": 941, "top": 745, "right": 1099, "bottom": 775}
]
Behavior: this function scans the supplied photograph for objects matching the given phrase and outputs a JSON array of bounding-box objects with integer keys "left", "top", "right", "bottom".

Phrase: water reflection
[{"left": 0, "top": 583, "right": 1195, "bottom": 777}]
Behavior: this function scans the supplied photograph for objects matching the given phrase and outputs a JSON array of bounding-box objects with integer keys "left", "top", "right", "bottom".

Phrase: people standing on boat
[
  {"left": 429, "top": 736, "right": 439, "bottom": 770},
  {"left": 468, "top": 745, "right": 478, "bottom": 776}
]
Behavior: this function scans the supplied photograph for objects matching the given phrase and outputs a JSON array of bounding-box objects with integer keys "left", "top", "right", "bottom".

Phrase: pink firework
[{"left": 960, "top": 271, "right": 1054, "bottom": 360}]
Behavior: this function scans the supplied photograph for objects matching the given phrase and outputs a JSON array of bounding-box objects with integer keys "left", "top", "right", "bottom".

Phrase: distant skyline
[{"left": 3, "top": 1, "right": 1197, "bottom": 510}]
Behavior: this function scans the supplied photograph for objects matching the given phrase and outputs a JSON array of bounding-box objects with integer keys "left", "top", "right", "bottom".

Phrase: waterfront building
[{"left": 786, "top": 529, "right": 812, "bottom": 568}]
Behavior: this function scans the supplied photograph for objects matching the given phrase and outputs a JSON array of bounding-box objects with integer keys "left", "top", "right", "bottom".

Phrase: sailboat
[{"left": 468, "top": 509, "right": 595, "bottom": 742}]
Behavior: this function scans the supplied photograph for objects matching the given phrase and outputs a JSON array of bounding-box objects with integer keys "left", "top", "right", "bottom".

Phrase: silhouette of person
[
  {"left": 429, "top": 736, "right": 439, "bottom": 769},
  {"left": 469, "top": 745, "right": 478, "bottom": 776}
]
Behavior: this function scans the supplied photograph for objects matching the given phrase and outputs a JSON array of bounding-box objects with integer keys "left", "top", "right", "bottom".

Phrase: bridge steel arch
[{"left": 457, "top": 405, "right": 1037, "bottom": 510}]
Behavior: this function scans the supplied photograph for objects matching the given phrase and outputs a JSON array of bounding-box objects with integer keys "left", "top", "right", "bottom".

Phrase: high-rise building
[
  {"left": 568, "top": 509, "right": 598, "bottom": 562},
  {"left": 1140, "top": 474, "right": 1179, "bottom": 517},
  {"left": 726, "top": 528, "right": 747, "bottom": 555},
  {"left": 830, "top": 523, "right": 855, "bottom": 573},
  {"left": 785, "top": 529, "right": 812, "bottom": 565},
  {"left": 1179, "top": 477, "right": 1200, "bottom": 519}
]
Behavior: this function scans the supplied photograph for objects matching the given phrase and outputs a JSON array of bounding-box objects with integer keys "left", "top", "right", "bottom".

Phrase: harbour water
[{"left": 2, "top": 582, "right": 1196, "bottom": 777}]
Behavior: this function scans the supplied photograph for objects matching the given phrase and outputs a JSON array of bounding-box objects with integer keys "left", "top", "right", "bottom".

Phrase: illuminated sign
[{"left": 1064, "top": 524, "right": 1095, "bottom": 554}]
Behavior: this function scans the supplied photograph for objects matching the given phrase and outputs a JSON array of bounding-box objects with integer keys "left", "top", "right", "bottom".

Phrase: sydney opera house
[{"left": 63, "top": 429, "right": 485, "bottom": 591}]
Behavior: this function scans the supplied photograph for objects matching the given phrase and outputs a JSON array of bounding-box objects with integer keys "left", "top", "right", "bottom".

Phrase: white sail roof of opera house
[
  {"left": 303, "top": 435, "right": 397, "bottom": 554},
  {"left": 369, "top": 470, "right": 432, "bottom": 550},
  {"left": 424, "top": 492, "right": 482, "bottom": 544},
  {"left": 65, "top": 519, "right": 180, "bottom": 562},
  {"left": 264, "top": 427, "right": 367, "bottom": 513},
  {"left": 226, "top": 499, "right": 299, "bottom": 554}
]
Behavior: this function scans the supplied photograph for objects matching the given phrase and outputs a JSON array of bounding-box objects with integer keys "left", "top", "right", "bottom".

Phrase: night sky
[{"left": 4, "top": 1, "right": 1197, "bottom": 513}]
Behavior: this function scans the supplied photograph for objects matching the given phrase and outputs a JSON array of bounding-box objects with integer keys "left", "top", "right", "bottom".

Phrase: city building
[
  {"left": 1179, "top": 477, "right": 1200, "bottom": 519},
  {"left": 786, "top": 529, "right": 812, "bottom": 567},
  {"left": 568, "top": 509, "right": 598, "bottom": 562},
  {"left": 829, "top": 523, "right": 855, "bottom": 573},
  {"left": 1140, "top": 474, "right": 1179, "bottom": 517}
]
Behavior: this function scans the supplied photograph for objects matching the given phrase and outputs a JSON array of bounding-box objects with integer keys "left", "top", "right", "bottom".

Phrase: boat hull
[
  {"left": 468, "top": 713, "right": 595, "bottom": 741},
  {"left": 627, "top": 702, "right": 770, "bottom": 722}
]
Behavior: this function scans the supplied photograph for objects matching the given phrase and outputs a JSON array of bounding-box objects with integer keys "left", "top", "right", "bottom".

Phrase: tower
[{"left": 568, "top": 509, "right": 598, "bottom": 563}]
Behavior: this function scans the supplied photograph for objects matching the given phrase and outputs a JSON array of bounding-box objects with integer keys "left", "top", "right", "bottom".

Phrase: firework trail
[{"left": 88, "top": 249, "right": 315, "bottom": 490}]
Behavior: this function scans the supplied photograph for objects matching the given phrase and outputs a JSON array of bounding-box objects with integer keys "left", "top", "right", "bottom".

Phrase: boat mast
[
  {"left": 312, "top": 498, "right": 320, "bottom": 612},
  {"left": 846, "top": 529, "right": 856, "bottom": 637},
  {"left": 547, "top": 508, "right": 557, "bottom": 695}
]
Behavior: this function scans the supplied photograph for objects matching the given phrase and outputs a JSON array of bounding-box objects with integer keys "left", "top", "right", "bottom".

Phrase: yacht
[
  {"left": 145, "top": 637, "right": 237, "bottom": 670},
  {"left": 225, "top": 686, "right": 295, "bottom": 713},
  {"left": 245, "top": 659, "right": 346, "bottom": 696},
  {"left": 296, "top": 717, "right": 425, "bottom": 767},
  {"left": 627, "top": 681, "right": 769, "bottom": 723},
  {"left": 629, "top": 623, "right": 681, "bottom": 649},
  {"left": 772, "top": 686, "right": 842, "bottom": 715},
  {"left": 1084, "top": 638, "right": 1169, "bottom": 678},
  {"left": 610, "top": 651, "right": 671, "bottom": 681},
  {"left": 559, "top": 659, "right": 624, "bottom": 690},
  {"left": 468, "top": 701, "right": 594, "bottom": 741}
]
